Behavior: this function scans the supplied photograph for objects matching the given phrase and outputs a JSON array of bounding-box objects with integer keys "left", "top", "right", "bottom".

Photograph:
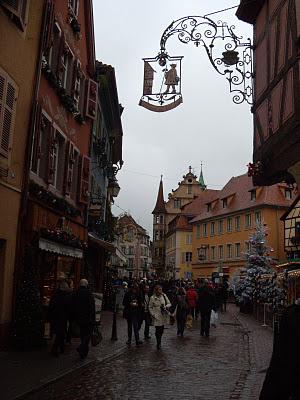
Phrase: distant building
[
  {"left": 152, "top": 166, "right": 207, "bottom": 277},
  {"left": 190, "top": 173, "right": 297, "bottom": 280},
  {"left": 115, "top": 213, "right": 151, "bottom": 278}
]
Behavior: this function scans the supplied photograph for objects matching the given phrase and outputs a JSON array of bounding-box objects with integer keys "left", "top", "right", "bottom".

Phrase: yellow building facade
[
  {"left": 0, "top": 1, "right": 44, "bottom": 344},
  {"left": 190, "top": 175, "right": 296, "bottom": 280}
]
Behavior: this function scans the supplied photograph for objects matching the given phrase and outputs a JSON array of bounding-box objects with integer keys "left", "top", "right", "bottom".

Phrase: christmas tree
[
  {"left": 11, "top": 246, "right": 45, "bottom": 349},
  {"left": 235, "top": 221, "right": 274, "bottom": 313}
]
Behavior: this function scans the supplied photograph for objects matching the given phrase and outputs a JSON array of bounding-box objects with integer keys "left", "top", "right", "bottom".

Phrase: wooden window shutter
[
  {"left": 46, "top": 126, "right": 56, "bottom": 184},
  {"left": 64, "top": 141, "right": 74, "bottom": 195},
  {"left": 56, "top": 32, "right": 66, "bottom": 79},
  {"left": 43, "top": 0, "right": 55, "bottom": 51},
  {"left": 1, "top": 0, "right": 28, "bottom": 30},
  {"left": 31, "top": 102, "right": 42, "bottom": 173},
  {"left": 85, "top": 79, "right": 98, "bottom": 120},
  {"left": 0, "top": 71, "right": 18, "bottom": 159},
  {"left": 78, "top": 154, "right": 90, "bottom": 204}
]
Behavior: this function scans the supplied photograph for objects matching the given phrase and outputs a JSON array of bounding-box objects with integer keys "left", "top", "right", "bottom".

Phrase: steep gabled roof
[
  {"left": 190, "top": 173, "right": 296, "bottom": 223},
  {"left": 152, "top": 177, "right": 166, "bottom": 214},
  {"left": 181, "top": 189, "right": 220, "bottom": 216}
]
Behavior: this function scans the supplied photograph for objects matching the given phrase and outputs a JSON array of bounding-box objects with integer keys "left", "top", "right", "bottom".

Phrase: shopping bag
[
  {"left": 185, "top": 314, "right": 193, "bottom": 329},
  {"left": 210, "top": 310, "right": 219, "bottom": 327},
  {"left": 91, "top": 324, "right": 102, "bottom": 347}
]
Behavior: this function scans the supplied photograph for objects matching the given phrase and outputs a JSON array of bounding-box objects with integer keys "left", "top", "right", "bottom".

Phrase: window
[
  {"left": 196, "top": 224, "right": 200, "bottom": 238},
  {"left": 211, "top": 246, "right": 215, "bottom": 260},
  {"left": 255, "top": 211, "right": 261, "bottom": 223},
  {"left": 245, "top": 241, "right": 251, "bottom": 253},
  {"left": 197, "top": 247, "right": 207, "bottom": 261},
  {"left": 70, "top": 149, "right": 79, "bottom": 201},
  {"left": 72, "top": 60, "right": 82, "bottom": 109},
  {"left": 222, "top": 198, "right": 227, "bottom": 208},
  {"left": 128, "top": 258, "right": 134, "bottom": 268},
  {"left": 1, "top": 0, "right": 28, "bottom": 30},
  {"left": 154, "top": 248, "right": 159, "bottom": 257},
  {"left": 174, "top": 199, "right": 181, "bottom": 208},
  {"left": 69, "top": 0, "right": 79, "bottom": 16},
  {"left": 210, "top": 222, "right": 215, "bottom": 236},
  {"left": 127, "top": 229, "right": 134, "bottom": 241},
  {"left": 186, "top": 234, "right": 192, "bottom": 245},
  {"left": 60, "top": 45, "right": 74, "bottom": 92},
  {"left": 207, "top": 203, "right": 211, "bottom": 212},
  {"left": 185, "top": 252, "right": 192, "bottom": 262},
  {"left": 250, "top": 190, "right": 256, "bottom": 201},
  {"left": 32, "top": 113, "right": 51, "bottom": 180},
  {"left": 160, "top": 215, "right": 164, "bottom": 224},
  {"left": 52, "top": 131, "right": 66, "bottom": 191},
  {"left": 218, "top": 245, "right": 224, "bottom": 260},
  {"left": 121, "top": 246, "right": 126, "bottom": 255},
  {"left": 235, "top": 216, "right": 241, "bottom": 231},
  {"left": 227, "top": 244, "right": 233, "bottom": 259},
  {"left": 227, "top": 217, "right": 233, "bottom": 232},
  {"left": 295, "top": 222, "right": 300, "bottom": 238},
  {"left": 235, "top": 243, "right": 241, "bottom": 258},
  {"left": 285, "top": 189, "right": 292, "bottom": 200},
  {"left": 187, "top": 185, "right": 192, "bottom": 194},
  {"left": 155, "top": 215, "right": 160, "bottom": 224},
  {"left": 0, "top": 69, "right": 18, "bottom": 159},
  {"left": 128, "top": 246, "right": 134, "bottom": 255},
  {"left": 203, "top": 223, "right": 207, "bottom": 237},
  {"left": 48, "top": 23, "right": 61, "bottom": 71},
  {"left": 245, "top": 213, "right": 252, "bottom": 228},
  {"left": 218, "top": 220, "right": 223, "bottom": 234}
]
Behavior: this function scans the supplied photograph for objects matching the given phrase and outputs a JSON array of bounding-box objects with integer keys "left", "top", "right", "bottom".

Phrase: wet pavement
[{"left": 21, "top": 307, "right": 263, "bottom": 400}]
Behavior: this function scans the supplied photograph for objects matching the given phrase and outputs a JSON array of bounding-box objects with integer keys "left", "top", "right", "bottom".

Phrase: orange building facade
[{"left": 190, "top": 174, "right": 296, "bottom": 280}]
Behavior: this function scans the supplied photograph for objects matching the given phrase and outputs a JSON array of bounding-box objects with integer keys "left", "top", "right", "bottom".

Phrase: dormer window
[
  {"left": 174, "top": 199, "right": 181, "bottom": 208},
  {"left": 285, "top": 189, "right": 292, "bottom": 200},
  {"left": 207, "top": 203, "right": 211, "bottom": 212},
  {"left": 222, "top": 198, "right": 227, "bottom": 208},
  {"left": 250, "top": 189, "right": 256, "bottom": 201}
]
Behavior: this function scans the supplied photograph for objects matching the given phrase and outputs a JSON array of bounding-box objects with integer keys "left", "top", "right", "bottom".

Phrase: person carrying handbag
[{"left": 149, "top": 285, "right": 171, "bottom": 350}]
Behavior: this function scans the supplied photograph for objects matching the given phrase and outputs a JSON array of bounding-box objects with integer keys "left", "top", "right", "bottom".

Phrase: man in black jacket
[
  {"left": 197, "top": 280, "right": 216, "bottom": 338},
  {"left": 259, "top": 301, "right": 300, "bottom": 400},
  {"left": 123, "top": 284, "right": 143, "bottom": 346},
  {"left": 73, "top": 279, "right": 95, "bottom": 359}
]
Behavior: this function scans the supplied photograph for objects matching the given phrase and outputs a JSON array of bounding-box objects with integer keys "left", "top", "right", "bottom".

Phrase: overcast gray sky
[{"left": 93, "top": 0, "right": 253, "bottom": 235}]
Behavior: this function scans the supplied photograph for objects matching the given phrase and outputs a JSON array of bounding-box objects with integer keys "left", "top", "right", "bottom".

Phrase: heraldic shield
[{"left": 139, "top": 52, "right": 183, "bottom": 112}]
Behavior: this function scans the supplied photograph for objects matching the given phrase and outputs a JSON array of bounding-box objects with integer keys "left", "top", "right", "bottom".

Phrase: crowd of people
[{"left": 120, "top": 278, "right": 229, "bottom": 350}]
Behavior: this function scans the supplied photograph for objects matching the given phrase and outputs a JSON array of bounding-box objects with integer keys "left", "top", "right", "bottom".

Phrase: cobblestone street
[{"left": 18, "top": 305, "right": 273, "bottom": 400}]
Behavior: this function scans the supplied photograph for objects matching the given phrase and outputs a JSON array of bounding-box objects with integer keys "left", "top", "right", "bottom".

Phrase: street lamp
[{"left": 140, "top": 15, "right": 253, "bottom": 112}]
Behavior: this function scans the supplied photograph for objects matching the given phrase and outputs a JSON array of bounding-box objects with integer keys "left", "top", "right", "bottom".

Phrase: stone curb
[{"left": 14, "top": 345, "right": 127, "bottom": 400}]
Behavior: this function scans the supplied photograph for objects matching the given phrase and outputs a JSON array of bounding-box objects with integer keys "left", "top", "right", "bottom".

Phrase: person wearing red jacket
[{"left": 186, "top": 285, "right": 198, "bottom": 319}]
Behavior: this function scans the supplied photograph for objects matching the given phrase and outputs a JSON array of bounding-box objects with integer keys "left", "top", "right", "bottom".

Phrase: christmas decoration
[
  {"left": 11, "top": 247, "right": 45, "bottom": 349},
  {"left": 29, "top": 181, "right": 81, "bottom": 218},
  {"left": 235, "top": 221, "right": 274, "bottom": 313},
  {"left": 40, "top": 227, "right": 87, "bottom": 250}
]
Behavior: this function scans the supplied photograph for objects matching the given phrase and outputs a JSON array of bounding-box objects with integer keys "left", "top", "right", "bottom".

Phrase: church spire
[
  {"left": 152, "top": 175, "right": 166, "bottom": 214},
  {"left": 199, "top": 163, "right": 206, "bottom": 190}
]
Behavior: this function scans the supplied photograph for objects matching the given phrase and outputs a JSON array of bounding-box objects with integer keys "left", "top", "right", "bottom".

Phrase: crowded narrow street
[{"left": 16, "top": 304, "right": 272, "bottom": 400}]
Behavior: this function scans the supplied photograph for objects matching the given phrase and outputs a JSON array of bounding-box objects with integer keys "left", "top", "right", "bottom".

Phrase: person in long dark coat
[
  {"left": 73, "top": 279, "right": 95, "bottom": 359},
  {"left": 259, "top": 301, "right": 300, "bottom": 400},
  {"left": 172, "top": 287, "right": 189, "bottom": 337},
  {"left": 197, "top": 280, "right": 216, "bottom": 337},
  {"left": 123, "top": 284, "right": 143, "bottom": 346},
  {"left": 48, "top": 281, "right": 71, "bottom": 356}
]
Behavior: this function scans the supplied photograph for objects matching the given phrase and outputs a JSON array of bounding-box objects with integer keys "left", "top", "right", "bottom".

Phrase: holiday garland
[
  {"left": 40, "top": 227, "right": 87, "bottom": 249},
  {"left": 29, "top": 181, "right": 81, "bottom": 218}
]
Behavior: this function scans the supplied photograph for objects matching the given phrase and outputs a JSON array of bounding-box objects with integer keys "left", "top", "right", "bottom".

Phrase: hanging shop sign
[
  {"left": 39, "top": 238, "right": 83, "bottom": 259},
  {"left": 139, "top": 53, "right": 183, "bottom": 112}
]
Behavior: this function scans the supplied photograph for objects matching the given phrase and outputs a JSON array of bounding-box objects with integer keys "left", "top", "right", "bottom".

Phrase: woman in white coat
[{"left": 149, "top": 285, "right": 171, "bottom": 349}]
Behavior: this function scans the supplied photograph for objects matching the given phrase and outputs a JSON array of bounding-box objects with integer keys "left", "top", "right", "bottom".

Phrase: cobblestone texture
[{"left": 1, "top": 305, "right": 274, "bottom": 400}]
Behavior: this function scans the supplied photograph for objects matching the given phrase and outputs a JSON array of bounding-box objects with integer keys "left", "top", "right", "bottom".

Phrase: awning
[
  {"left": 39, "top": 238, "right": 83, "bottom": 259},
  {"left": 88, "top": 233, "right": 115, "bottom": 252}
]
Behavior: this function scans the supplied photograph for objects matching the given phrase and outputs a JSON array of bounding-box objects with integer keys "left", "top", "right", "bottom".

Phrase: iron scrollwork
[{"left": 159, "top": 15, "right": 253, "bottom": 105}]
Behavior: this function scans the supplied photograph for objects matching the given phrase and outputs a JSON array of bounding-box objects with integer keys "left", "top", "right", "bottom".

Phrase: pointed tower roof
[
  {"left": 152, "top": 175, "right": 166, "bottom": 214},
  {"left": 199, "top": 163, "right": 206, "bottom": 190}
]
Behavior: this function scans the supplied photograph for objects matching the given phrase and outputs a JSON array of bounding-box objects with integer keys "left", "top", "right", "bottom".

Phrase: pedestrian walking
[
  {"left": 186, "top": 284, "right": 198, "bottom": 319},
  {"left": 73, "top": 279, "right": 96, "bottom": 359},
  {"left": 122, "top": 284, "right": 143, "bottom": 346},
  {"left": 172, "top": 287, "right": 189, "bottom": 337},
  {"left": 48, "top": 281, "right": 71, "bottom": 357},
  {"left": 149, "top": 285, "right": 171, "bottom": 349},
  {"left": 259, "top": 300, "right": 300, "bottom": 400},
  {"left": 140, "top": 285, "right": 152, "bottom": 340},
  {"left": 197, "top": 280, "right": 216, "bottom": 338}
]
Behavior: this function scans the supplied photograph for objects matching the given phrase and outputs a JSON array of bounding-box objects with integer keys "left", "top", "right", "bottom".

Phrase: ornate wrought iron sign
[
  {"left": 139, "top": 53, "right": 183, "bottom": 112},
  {"left": 140, "top": 15, "right": 253, "bottom": 112}
]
